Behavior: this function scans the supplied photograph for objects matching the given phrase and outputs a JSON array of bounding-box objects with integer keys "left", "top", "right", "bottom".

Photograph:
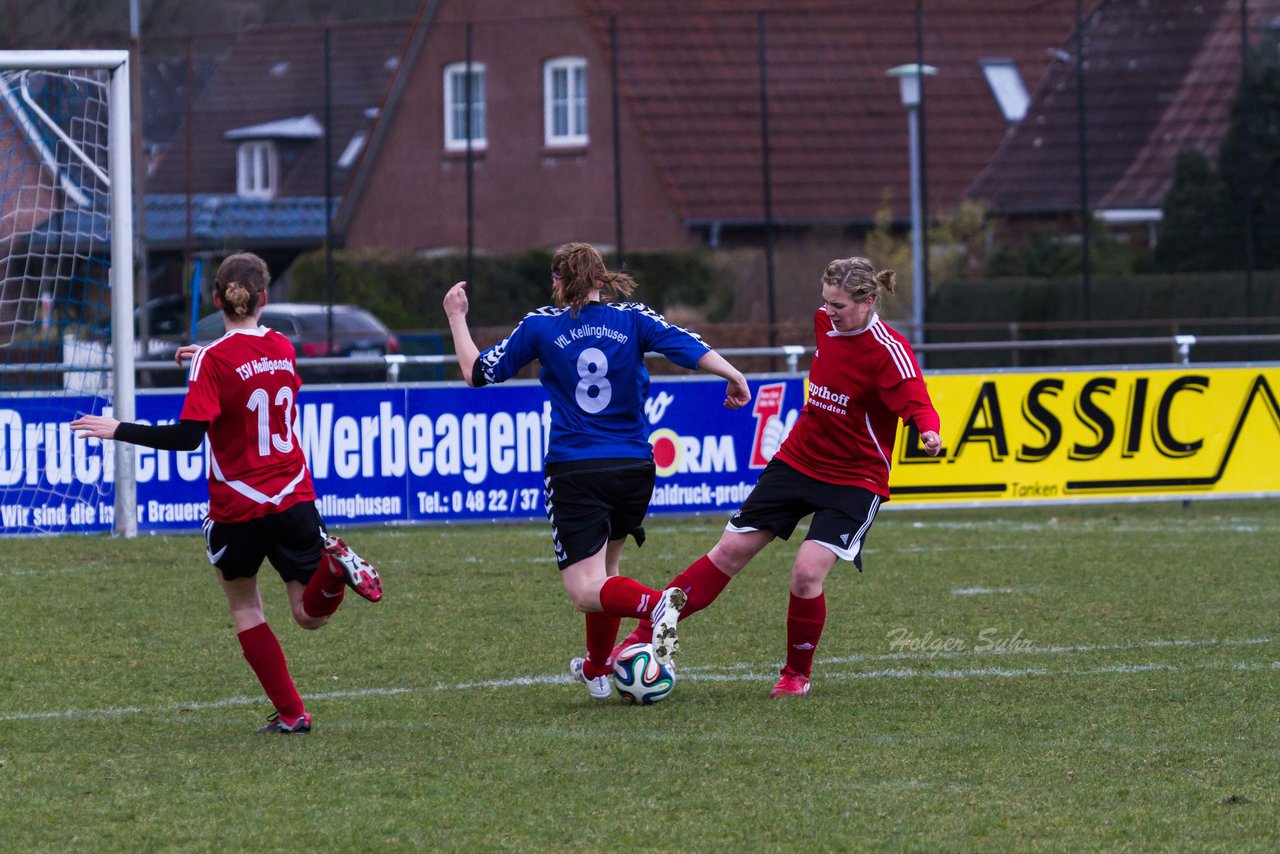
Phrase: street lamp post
[{"left": 885, "top": 63, "right": 937, "bottom": 358}]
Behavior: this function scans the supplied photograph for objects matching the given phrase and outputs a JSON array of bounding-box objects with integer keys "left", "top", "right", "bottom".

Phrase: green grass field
[{"left": 3, "top": 499, "right": 1278, "bottom": 851}]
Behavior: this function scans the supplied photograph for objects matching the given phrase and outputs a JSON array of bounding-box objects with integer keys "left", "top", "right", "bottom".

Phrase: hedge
[{"left": 287, "top": 247, "right": 735, "bottom": 331}]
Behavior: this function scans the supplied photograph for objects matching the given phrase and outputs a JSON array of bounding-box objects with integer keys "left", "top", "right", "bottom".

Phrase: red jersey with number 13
[
  {"left": 180, "top": 327, "right": 316, "bottom": 523},
  {"left": 774, "top": 310, "right": 940, "bottom": 498}
]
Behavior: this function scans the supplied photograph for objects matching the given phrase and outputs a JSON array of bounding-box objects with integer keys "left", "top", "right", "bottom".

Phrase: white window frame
[
  {"left": 236, "top": 140, "right": 277, "bottom": 199},
  {"left": 444, "top": 61, "right": 487, "bottom": 151},
  {"left": 543, "top": 56, "right": 588, "bottom": 147}
]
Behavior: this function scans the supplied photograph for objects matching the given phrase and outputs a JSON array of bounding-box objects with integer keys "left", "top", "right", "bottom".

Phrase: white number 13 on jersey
[{"left": 246, "top": 386, "right": 296, "bottom": 455}]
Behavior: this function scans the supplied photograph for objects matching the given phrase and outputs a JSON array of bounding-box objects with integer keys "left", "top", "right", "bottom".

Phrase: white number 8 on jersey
[{"left": 574, "top": 347, "right": 612, "bottom": 413}]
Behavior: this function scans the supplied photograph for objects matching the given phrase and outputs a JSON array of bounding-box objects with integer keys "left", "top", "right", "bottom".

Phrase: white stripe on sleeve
[{"left": 869, "top": 319, "right": 916, "bottom": 379}]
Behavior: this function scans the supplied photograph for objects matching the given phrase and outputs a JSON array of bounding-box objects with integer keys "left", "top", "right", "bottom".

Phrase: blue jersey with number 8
[{"left": 475, "top": 302, "right": 709, "bottom": 462}]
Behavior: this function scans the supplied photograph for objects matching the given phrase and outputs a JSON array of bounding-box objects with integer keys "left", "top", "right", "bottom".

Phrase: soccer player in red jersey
[
  {"left": 71, "top": 252, "right": 382, "bottom": 734},
  {"left": 616, "top": 257, "right": 943, "bottom": 698}
]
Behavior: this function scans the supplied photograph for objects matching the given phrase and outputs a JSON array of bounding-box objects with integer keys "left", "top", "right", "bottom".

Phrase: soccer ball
[{"left": 612, "top": 642, "right": 675, "bottom": 705}]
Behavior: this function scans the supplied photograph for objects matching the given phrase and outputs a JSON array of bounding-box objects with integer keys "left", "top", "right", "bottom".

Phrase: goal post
[{"left": 0, "top": 50, "right": 136, "bottom": 536}]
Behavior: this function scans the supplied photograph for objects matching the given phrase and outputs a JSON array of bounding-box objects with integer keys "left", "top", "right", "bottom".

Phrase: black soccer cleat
[{"left": 257, "top": 711, "right": 312, "bottom": 734}]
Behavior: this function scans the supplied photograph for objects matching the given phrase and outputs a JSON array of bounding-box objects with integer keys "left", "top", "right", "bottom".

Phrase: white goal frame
[{"left": 0, "top": 50, "right": 136, "bottom": 536}]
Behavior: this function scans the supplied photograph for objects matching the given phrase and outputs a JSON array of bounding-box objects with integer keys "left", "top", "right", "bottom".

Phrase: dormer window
[
  {"left": 544, "top": 57, "right": 588, "bottom": 147},
  {"left": 236, "top": 140, "right": 278, "bottom": 199},
  {"left": 224, "top": 114, "right": 323, "bottom": 200}
]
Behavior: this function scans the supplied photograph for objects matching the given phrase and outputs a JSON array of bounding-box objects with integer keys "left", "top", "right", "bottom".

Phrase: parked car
[
  {"left": 90, "top": 294, "right": 194, "bottom": 353},
  {"left": 196, "top": 302, "right": 401, "bottom": 383},
  {"left": 140, "top": 294, "right": 198, "bottom": 338},
  {"left": 84, "top": 295, "right": 192, "bottom": 387}
]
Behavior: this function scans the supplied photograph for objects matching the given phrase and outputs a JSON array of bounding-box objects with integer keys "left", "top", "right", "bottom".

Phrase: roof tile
[
  {"left": 583, "top": 0, "right": 1080, "bottom": 223},
  {"left": 148, "top": 20, "right": 410, "bottom": 199},
  {"left": 969, "top": 0, "right": 1280, "bottom": 214}
]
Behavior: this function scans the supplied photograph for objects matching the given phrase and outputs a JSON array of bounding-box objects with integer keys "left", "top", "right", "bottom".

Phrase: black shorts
[
  {"left": 728, "top": 459, "right": 882, "bottom": 569},
  {"left": 203, "top": 500, "right": 328, "bottom": 583},
  {"left": 543, "top": 458, "right": 655, "bottom": 571}
]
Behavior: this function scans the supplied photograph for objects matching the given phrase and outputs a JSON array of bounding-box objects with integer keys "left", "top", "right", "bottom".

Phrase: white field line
[
  {"left": 677, "top": 635, "right": 1274, "bottom": 673},
  {"left": 0, "top": 566, "right": 101, "bottom": 577},
  {"left": 905, "top": 520, "right": 1268, "bottom": 534},
  {"left": 0, "top": 687, "right": 413, "bottom": 722},
  {"left": 894, "top": 544, "right": 1041, "bottom": 554},
  {"left": 1, "top": 637, "right": 1273, "bottom": 722},
  {"left": 686, "top": 660, "right": 1276, "bottom": 685},
  {"left": 453, "top": 635, "right": 1278, "bottom": 685},
  {"left": 441, "top": 656, "right": 1278, "bottom": 691}
]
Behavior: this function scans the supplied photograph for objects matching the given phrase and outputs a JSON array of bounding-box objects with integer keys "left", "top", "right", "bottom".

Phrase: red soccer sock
[
  {"left": 237, "top": 622, "right": 305, "bottom": 719},
  {"left": 783, "top": 591, "right": 827, "bottom": 679},
  {"left": 619, "top": 553, "right": 733, "bottom": 647},
  {"left": 618, "top": 625, "right": 652, "bottom": 647},
  {"left": 598, "top": 575, "right": 663, "bottom": 619},
  {"left": 672, "top": 553, "right": 733, "bottom": 618},
  {"left": 302, "top": 556, "right": 345, "bottom": 618},
  {"left": 583, "top": 612, "right": 621, "bottom": 678}
]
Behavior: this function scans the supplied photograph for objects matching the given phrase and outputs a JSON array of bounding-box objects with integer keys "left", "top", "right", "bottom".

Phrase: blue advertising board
[{"left": 10, "top": 375, "right": 805, "bottom": 535}]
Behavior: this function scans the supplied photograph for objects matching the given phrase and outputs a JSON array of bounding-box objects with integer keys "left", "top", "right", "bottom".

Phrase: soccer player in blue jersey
[{"left": 443, "top": 242, "right": 751, "bottom": 701}]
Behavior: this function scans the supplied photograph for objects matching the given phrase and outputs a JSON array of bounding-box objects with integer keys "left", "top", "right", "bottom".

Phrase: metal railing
[
  {"left": 915, "top": 333, "right": 1280, "bottom": 367},
  {"left": 18, "top": 332, "right": 1279, "bottom": 388}
]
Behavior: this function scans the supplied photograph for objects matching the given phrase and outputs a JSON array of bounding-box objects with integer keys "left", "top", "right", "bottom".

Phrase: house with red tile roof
[
  {"left": 967, "top": 0, "right": 1279, "bottom": 248},
  {"left": 145, "top": 19, "right": 411, "bottom": 281},
  {"left": 133, "top": 2, "right": 1103, "bottom": 323},
  {"left": 338, "top": 0, "right": 1083, "bottom": 258}
]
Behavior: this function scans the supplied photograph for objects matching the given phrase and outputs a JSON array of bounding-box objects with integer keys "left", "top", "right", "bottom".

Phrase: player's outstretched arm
[
  {"left": 71, "top": 415, "right": 208, "bottom": 451},
  {"left": 696, "top": 350, "right": 752, "bottom": 409},
  {"left": 70, "top": 413, "right": 120, "bottom": 440},
  {"left": 443, "top": 281, "right": 481, "bottom": 386}
]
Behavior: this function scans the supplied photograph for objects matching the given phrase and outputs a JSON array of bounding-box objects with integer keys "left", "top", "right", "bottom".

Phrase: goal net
[{"left": 0, "top": 51, "right": 136, "bottom": 536}]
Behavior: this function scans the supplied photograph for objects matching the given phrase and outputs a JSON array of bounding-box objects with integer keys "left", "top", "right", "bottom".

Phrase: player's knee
[
  {"left": 566, "top": 587, "right": 597, "bottom": 613},
  {"left": 792, "top": 577, "right": 823, "bottom": 598},
  {"left": 791, "top": 565, "right": 826, "bottom": 597},
  {"left": 710, "top": 535, "right": 761, "bottom": 574}
]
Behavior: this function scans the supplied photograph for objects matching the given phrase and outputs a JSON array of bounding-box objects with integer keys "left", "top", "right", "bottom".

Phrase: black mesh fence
[{"left": 128, "top": 2, "right": 1280, "bottom": 366}]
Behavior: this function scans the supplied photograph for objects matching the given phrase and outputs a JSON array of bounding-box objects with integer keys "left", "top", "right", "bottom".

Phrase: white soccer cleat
[
  {"left": 569, "top": 656, "right": 613, "bottom": 700},
  {"left": 649, "top": 587, "right": 687, "bottom": 666}
]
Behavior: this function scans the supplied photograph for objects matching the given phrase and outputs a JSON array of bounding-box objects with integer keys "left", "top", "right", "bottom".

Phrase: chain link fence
[{"left": 130, "top": 2, "right": 1278, "bottom": 369}]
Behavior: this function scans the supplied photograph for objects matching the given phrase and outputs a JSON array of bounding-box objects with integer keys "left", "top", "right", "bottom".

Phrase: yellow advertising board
[{"left": 888, "top": 366, "right": 1280, "bottom": 504}]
